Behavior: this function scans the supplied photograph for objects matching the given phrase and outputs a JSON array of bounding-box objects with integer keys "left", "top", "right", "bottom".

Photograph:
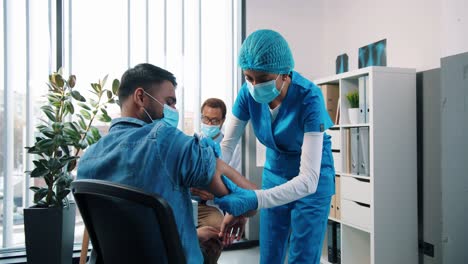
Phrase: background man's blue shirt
[{"left": 77, "top": 117, "right": 216, "bottom": 263}]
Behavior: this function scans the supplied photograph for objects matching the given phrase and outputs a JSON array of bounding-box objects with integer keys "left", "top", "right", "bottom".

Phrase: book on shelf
[
  {"left": 350, "top": 128, "right": 359, "bottom": 175},
  {"left": 327, "top": 221, "right": 338, "bottom": 263},
  {"left": 335, "top": 98, "right": 340, "bottom": 125},
  {"left": 345, "top": 129, "right": 351, "bottom": 173},
  {"left": 336, "top": 224, "right": 341, "bottom": 264},
  {"left": 358, "top": 76, "right": 367, "bottom": 123},
  {"left": 358, "top": 127, "right": 370, "bottom": 176}
]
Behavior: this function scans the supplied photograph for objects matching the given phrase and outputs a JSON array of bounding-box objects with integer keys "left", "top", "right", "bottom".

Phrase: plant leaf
[
  {"left": 78, "top": 102, "right": 91, "bottom": 111},
  {"left": 78, "top": 115, "right": 87, "bottom": 130},
  {"left": 80, "top": 109, "right": 91, "bottom": 120},
  {"left": 106, "top": 90, "right": 113, "bottom": 100},
  {"left": 54, "top": 73, "right": 65, "bottom": 88},
  {"left": 101, "top": 74, "right": 108, "bottom": 88},
  {"left": 29, "top": 186, "right": 40, "bottom": 192},
  {"left": 33, "top": 188, "right": 49, "bottom": 203},
  {"left": 112, "top": 79, "right": 120, "bottom": 95},
  {"left": 68, "top": 75, "right": 76, "bottom": 88},
  {"left": 67, "top": 159, "right": 77, "bottom": 172},
  {"left": 65, "top": 101, "right": 75, "bottom": 114},
  {"left": 36, "top": 138, "right": 54, "bottom": 151},
  {"left": 90, "top": 127, "right": 100, "bottom": 139},
  {"left": 89, "top": 99, "right": 98, "bottom": 108},
  {"left": 30, "top": 167, "right": 49, "bottom": 178},
  {"left": 100, "top": 108, "right": 108, "bottom": 115},
  {"left": 71, "top": 90, "right": 86, "bottom": 102},
  {"left": 42, "top": 108, "right": 56, "bottom": 122}
]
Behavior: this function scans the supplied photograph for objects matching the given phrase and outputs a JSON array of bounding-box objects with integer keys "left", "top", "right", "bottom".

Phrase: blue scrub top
[
  {"left": 233, "top": 71, "right": 335, "bottom": 197},
  {"left": 78, "top": 117, "right": 216, "bottom": 264}
]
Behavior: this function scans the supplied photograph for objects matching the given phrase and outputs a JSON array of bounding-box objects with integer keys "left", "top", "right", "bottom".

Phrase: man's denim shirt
[{"left": 77, "top": 117, "right": 217, "bottom": 263}]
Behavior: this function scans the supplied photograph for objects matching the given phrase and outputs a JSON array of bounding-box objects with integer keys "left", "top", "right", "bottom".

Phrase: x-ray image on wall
[
  {"left": 336, "top": 53, "right": 349, "bottom": 74},
  {"left": 358, "top": 39, "right": 387, "bottom": 68}
]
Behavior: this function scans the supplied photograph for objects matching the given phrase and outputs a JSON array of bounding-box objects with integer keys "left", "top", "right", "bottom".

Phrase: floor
[{"left": 218, "top": 246, "right": 260, "bottom": 264}]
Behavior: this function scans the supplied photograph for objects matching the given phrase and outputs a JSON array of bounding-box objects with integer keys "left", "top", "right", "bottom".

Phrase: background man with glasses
[{"left": 191, "top": 98, "right": 242, "bottom": 262}]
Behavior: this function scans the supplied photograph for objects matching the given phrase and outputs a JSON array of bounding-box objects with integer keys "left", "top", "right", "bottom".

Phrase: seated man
[
  {"left": 191, "top": 98, "right": 243, "bottom": 263},
  {"left": 77, "top": 63, "right": 256, "bottom": 264},
  {"left": 191, "top": 98, "right": 244, "bottom": 257}
]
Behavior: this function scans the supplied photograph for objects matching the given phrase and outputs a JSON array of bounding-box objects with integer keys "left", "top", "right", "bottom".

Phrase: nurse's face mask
[
  {"left": 143, "top": 90, "right": 179, "bottom": 127},
  {"left": 246, "top": 74, "right": 285, "bottom": 104}
]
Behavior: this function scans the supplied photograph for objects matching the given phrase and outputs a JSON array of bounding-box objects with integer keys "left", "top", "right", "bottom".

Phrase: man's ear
[
  {"left": 133, "top": 87, "right": 145, "bottom": 107},
  {"left": 219, "top": 118, "right": 226, "bottom": 129}
]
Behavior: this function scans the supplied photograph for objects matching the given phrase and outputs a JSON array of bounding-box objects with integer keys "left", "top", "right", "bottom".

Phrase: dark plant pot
[{"left": 24, "top": 202, "right": 76, "bottom": 264}]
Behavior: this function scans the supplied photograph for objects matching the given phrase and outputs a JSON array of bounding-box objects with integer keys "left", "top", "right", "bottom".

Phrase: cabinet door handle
[{"left": 354, "top": 201, "right": 370, "bottom": 208}]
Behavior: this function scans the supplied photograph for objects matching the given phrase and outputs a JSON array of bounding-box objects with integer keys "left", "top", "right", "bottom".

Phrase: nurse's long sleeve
[
  {"left": 220, "top": 116, "right": 247, "bottom": 165},
  {"left": 254, "top": 132, "right": 323, "bottom": 209}
]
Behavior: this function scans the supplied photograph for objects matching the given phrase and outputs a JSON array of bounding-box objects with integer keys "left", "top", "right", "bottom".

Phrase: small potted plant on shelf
[
  {"left": 24, "top": 69, "right": 119, "bottom": 264},
  {"left": 346, "top": 90, "right": 359, "bottom": 124}
]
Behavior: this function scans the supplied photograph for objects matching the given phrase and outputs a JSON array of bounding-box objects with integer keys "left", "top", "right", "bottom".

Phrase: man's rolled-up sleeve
[{"left": 177, "top": 135, "right": 217, "bottom": 188}]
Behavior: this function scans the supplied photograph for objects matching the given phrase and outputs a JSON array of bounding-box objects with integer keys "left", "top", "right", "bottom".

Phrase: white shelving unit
[{"left": 316, "top": 66, "right": 418, "bottom": 264}]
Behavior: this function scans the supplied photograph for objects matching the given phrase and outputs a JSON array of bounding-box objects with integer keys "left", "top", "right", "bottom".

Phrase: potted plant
[
  {"left": 24, "top": 69, "right": 119, "bottom": 264},
  {"left": 346, "top": 90, "right": 359, "bottom": 124}
]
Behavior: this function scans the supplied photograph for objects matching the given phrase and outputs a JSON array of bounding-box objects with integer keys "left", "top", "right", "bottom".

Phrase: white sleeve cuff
[
  {"left": 220, "top": 115, "right": 247, "bottom": 165},
  {"left": 256, "top": 132, "right": 324, "bottom": 209}
]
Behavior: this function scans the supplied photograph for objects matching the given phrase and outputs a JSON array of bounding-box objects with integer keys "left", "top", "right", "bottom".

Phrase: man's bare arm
[{"left": 207, "top": 159, "right": 257, "bottom": 197}]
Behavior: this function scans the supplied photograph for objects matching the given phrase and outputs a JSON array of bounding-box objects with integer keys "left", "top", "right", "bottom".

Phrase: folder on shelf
[
  {"left": 335, "top": 176, "right": 341, "bottom": 220},
  {"left": 364, "top": 76, "right": 370, "bottom": 122},
  {"left": 350, "top": 128, "right": 359, "bottom": 174},
  {"left": 345, "top": 129, "right": 351, "bottom": 173},
  {"left": 358, "top": 76, "right": 367, "bottom": 123},
  {"left": 336, "top": 224, "right": 341, "bottom": 264},
  {"left": 327, "top": 221, "right": 338, "bottom": 263},
  {"left": 335, "top": 98, "right": 341, "bottom": 125},
  {"left": 358, "top": 127, "right": 370, "bottom": 176},
  {"left": 330, "top": 195, "right": 336, "bottom": 218}
]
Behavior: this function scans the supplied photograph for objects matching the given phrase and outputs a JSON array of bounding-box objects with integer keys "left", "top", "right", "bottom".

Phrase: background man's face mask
[
  {"left": 143, "top": 91, "right": 179, "bottom": 127},
  {"left": 201, "top": 123, "right": 221, "bottom": 138},
  {"left": 246, "top": 75, "right": 284, "bottom": 104}
]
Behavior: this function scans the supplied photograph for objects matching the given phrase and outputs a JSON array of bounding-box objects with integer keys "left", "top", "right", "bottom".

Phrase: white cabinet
[{"left": 316, "top": 67, "right": 418, "bottom": 264}]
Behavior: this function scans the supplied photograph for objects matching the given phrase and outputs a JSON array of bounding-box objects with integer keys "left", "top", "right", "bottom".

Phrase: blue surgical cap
[{"left": 238, "top": 29, "right": 295, "bottom": 74}]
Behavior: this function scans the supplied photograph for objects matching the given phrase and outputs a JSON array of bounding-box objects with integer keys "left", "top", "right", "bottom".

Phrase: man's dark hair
[
  {"left": 201, "top": 98, "right": 227, "bottom": 120},
  {"left": 118, "top": 63, "right": 177, "bottom": 103}
]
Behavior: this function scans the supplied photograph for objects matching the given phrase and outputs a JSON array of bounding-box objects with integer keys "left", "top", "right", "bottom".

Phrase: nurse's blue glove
[
  {"left": 214, "top": 176, "right": 258, "bottom": 216},
  {"left": 199, "top": 137, "right": 222, "bottom": 158}
]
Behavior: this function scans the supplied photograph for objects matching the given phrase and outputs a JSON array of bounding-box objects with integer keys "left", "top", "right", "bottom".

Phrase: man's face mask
[
  {"left": 143, "top": 91, "right": 179, "bottom": 127},
  {"left": 201, "top": 123, "right": 221, "bottom": 138}
]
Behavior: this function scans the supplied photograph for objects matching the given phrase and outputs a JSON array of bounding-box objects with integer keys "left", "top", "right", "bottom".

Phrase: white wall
[
  {"left": 245, "top": 0, "right": 323, "bottom": 80},
  {"left": 441, "top": 0, "right": 468, "bottom": 57},
  {"left": 319, "top": 0, "right": 442, "bottom": 78},
  {"left": 246, "top": 0, "right": 468, "bottom": 79}
]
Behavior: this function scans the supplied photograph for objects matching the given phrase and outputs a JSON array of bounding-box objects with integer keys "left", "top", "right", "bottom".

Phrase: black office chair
[{"left": 71, "top": 179, "right": 186, "bottom": 264}]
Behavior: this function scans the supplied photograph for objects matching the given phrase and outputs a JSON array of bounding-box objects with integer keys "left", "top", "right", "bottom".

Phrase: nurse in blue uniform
[{"left": 216, "top": 29, "right": 335, "bottom": 264}]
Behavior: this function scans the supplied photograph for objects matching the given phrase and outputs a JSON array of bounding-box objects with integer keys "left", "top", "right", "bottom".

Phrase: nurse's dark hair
[
  {"left": 201, "top": 98, "right": 227, "bottom": 119},
  {"left": 118, "top": 63, "right": 177, "bottom": 103}
]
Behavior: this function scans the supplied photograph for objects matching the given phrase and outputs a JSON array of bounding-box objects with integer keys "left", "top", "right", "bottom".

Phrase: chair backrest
[{"left": 71, "top": 179, "right": 186, "bottom": 264}]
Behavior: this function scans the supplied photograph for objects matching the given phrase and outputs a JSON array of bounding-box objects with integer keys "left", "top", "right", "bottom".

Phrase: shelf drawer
[
  {"left": 332, "top": 152, "right": 342, "bottom": 173},
  {"left": 341, "top": 177, "right": 371, "bottom": 204},
  {"left": 341, "top": 199, "right": 371, "bottom": 230},
  {"left": 328, "top": 129, "right": 341, "bottom": 150}
]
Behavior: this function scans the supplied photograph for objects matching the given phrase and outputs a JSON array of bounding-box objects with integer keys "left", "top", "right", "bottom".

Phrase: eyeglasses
[{"left": 201, "top": 116, "right": 222, "bottom": 125}]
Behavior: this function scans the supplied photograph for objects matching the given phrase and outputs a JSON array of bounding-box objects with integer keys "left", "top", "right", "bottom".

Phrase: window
[{"left": 0, "top": 0, "right": 242, "bottom": 251}]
